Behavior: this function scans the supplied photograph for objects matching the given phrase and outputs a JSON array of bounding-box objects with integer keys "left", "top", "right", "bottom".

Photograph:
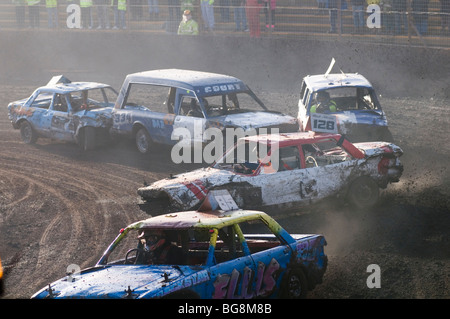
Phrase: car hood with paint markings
[
  {"left": 209, "top": 111, "right": 299, "bottom": 132},
  {"left": 31, "top": 264, "right": 207, "bottom": 299}
]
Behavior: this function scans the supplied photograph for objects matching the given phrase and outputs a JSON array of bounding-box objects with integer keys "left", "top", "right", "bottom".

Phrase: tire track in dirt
[{"left": 0, "top": 144, "right": 148, "bottom": 297}]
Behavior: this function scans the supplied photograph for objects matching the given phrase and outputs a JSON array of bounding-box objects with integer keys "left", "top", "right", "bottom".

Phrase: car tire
[
  {"left": 80, "top": 126, "right": 96, "bottom": 151},
  {"left": 20, "top": 121, "right": 37, "bottom": 144},
  {"left": 135, "top": 127, "right": 153, "bottom": 154},
  {"left": 281, "top": 268, "right": 308, "bottom": 299},
  {"left": 347, "top": 176, "right": 379, "bottom": 209}
]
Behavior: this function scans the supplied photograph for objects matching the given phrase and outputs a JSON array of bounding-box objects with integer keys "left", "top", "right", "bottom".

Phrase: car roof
[
  {"left": 124, "top": 69, "right": 247, "bottom": 94},
  {"left": 37, "top": 82, "right": 112, "bottom": 95},
  {"left": 303, "top": 73, "right": 373, "bottom": 92},
  {"left": 126, "top": 209, "right": 269, "bottom": 231}
]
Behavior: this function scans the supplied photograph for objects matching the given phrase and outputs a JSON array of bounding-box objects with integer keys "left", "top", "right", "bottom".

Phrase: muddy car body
[
  {"left": 31, "top": 202, "right": 327, "bottom": 299},
  {"left": 7, "top": 76, "right": 117, "bottom": 150},
  {"left": 297, "top": 72, "right": 393, "bottom": 143},
  {"left": 110, "top": 69, "right": 298, "bottom": 154},
  {"left": 138, "top": 132, "right": 403, "bottom": 213}
]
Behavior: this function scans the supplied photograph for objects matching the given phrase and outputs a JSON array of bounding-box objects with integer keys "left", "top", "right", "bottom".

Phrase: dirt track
[{"left": 0, "top": 33, "right": 449, "bottom": 299}]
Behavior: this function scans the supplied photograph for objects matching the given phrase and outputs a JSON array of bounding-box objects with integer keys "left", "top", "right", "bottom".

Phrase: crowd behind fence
[{"left": 1, "top": 0, "right": 450, "bottom": 48}]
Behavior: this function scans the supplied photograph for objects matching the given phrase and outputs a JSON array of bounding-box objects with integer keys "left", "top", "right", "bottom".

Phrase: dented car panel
[
  {"left": 7, "top": 76, "right": 117, "bottom": 149},
  {"left": 297, "top": 73, "right": 393, "bottom": 142},
  {"left": 31, "top": 209, "right": 327, "bottom": 299},
  {"left": 110, "top": 69, "right": 298, "bottom": 154},
  {"left": 138, "top": 132, "right": 403, "bottom": 212}
]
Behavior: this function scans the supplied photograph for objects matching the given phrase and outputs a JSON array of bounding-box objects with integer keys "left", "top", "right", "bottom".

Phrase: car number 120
[{"left": 310, "top": 113, "right": 338, "bottom": 133}]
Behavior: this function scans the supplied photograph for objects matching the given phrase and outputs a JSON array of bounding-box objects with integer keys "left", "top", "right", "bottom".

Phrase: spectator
[
  {"left": 27, "top": 0, "right": 41, "bottom": 28},
  {"left": 45, "top": 0, "right": 58, "bottom": 28},
  {"left": 13, "top": 0, "right": 27, "bottom": 28},
  {"left": 411, "top": 0, "right": 429, "bottom": 36},
  {"left": 201, "top": 0, "right": 215, "bottom": 31},
  {"left": 148, "top": 0, "right": 159, "bottom": 20},
  {"left": 232, "top": 0, "right": 248, "bottom": 31},
  {"left": 246, "top": 0, "right": 262, "bottom": 37},
  {"left": 95, "top": 0, "right": 110, "bottom": 29},
  {"left": 317, "top": 0, "right": 326, "bottom": 9},
  {"left": 130, "top": 0, "right": 144, "bottom": 21},
  {"left": 440, "top": 0, "right": 450, "bottom": 33},
  {"left": 327, "top": 0, "right": 339, "bottom": 33},
  {"left": 178, "top": 9, "right": 199, "bottom": 34},
  {"left": 351, "top": 0, "right": 365, "bottom": 33},
  {"left": 80, "top": 0, "right": 93, "bottom": 29},
  {"left": 168, "top": 0, "right": 181, "bottom": 23},
  {"left": 382, "top": 0, "right": 395, "bottom": 34},
  {"left": 392, "top": 0, "right": 407, "bottom": 35},
  {"left": 112, "top": 0, "right": 127, "bottom": 29},
  {"left": 219, "top": 0, "right": 231, "bottom": 22},
  {"left": 264, "top": 0, "right": 276, "bottom": 30}
]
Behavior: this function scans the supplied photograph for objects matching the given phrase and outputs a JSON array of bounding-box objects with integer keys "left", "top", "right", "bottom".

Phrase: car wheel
[
  {"left": 281, "top": 268, "right": 308, "bottom": 299},
  {"left": 135, "top": 127, "right": 152, "bottom": 154},
  {"left": 347, "top": 176, "right": 379, "bottom": 209},
  {"left": 20, "top": 121, "right": 37, "bottom": 144}
]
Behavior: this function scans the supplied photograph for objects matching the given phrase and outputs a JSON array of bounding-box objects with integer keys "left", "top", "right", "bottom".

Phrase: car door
[
  {"left": 49, "top": 93, "right": 75, "bottom": 142},
  {"left": 242, "top": 145, "right": 316, "bottom": 207},
  {"left": 206, "top": 225, "right": 256, "bottom": 299},
  {"left": 301, "top": 141, "right": 358, "bottom": 200},
  {"left": 24, "top": 91, "right": 54, "bottom": 138},
  {"left": 173, "top": 93, "right": 206, "bottom": 148}
]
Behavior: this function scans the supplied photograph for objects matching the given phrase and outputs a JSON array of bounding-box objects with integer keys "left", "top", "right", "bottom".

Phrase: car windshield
[
  {"left": 69, "top": 87, "right": 117, "bottom": 111},
  {"left": 312, "top": 87, "right": 380, "bottom": 111},
  {"left": 202, "top": 91, "right": 268, "bottom": 117}
]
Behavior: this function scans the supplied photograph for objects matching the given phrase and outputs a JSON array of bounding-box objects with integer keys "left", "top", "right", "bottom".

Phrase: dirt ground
[{"left": 0, "top": 33, "right": 449, "bottom": 300}]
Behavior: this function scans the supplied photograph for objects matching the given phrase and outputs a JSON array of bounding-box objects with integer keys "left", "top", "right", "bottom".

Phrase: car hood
[
  {"left": 138, "top": 167, "right": 234, "bottom": 209},
  {"left": 334, "top": 110, "right": 387, "bottom": 129},
  {"left": 210, "top": 111, "right": 298, "bottom": 132},
  {"left": 31, "top": 265, "right": 203, "bottom": 299}
]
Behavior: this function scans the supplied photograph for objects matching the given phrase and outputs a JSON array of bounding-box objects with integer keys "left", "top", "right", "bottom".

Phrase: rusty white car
[
  {"left": 138, "top": 131, "right": 403, "bottom": 213},
  {"left": 7, "top": 75, "right": 117, "bottom": 150},
  {"left": 31, "top": 192, "right": 327, "bottom": 299}
]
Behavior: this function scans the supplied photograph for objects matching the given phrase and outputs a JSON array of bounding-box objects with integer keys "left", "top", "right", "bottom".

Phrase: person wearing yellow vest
[
  {"left": 45, "top": 0, "right": 58, "bottom": 28},
  {"left": 27, "top": 0, "right": 40, "bottom": 28},
  {"left": 95, "top": 0, "right": 110, "bottom": 29},
  {"left": 112, "top": 0, "right": 127, "bottom": 29},
  {"left": 178, "top": 9, "right": 198, "bottom": 35},
  {"left": 310, "top": 91, "right": 337, "bottom": 113},
  {"left": 13, "top": 0, "right": 27, "bottom": 28},
  {"left": 80, "top": 0, "right": 93, "bottom": 29}
]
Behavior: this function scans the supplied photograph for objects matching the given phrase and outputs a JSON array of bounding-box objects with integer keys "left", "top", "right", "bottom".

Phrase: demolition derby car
[
  {"left": 138, "top": 131, "right": 403, "bottom": 213},
  {"left": 110, "top": 69, "right": 298, "bottom": 154},
  {"left": 297, "top": 68, "right": 393, "bottom": 143},
  {"left": 31, "top": 192, "right": 327, "bottom": 299},
  {"left": 7, "top": 75, "right": 118, "bottom": 150}
]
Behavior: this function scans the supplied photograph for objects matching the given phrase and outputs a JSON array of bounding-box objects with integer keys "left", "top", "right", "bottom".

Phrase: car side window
[
  {"left": 302, "top": 141, "right": 352, "bottom": 168},
  {"left": 179, "top": 96, "right": 204, "bottom": 118},
  {"left": 30, "top": 92, "right": 53, "bottom": 109},
  {"left": 52, "top": 94, "right": 68, "bottom": 112},
  {"left": 124, "top": 83, "right": 174, "bottom": 114}
]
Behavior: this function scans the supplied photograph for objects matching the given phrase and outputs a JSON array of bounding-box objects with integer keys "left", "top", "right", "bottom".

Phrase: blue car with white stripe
[{"left": 110, "top": 69, "right": 298, "bottom": 154}]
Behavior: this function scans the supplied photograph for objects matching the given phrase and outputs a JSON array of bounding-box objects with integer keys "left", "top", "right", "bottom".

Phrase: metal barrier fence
[{"left": 1, "top": 1, "right": 449, "bottom": 48}]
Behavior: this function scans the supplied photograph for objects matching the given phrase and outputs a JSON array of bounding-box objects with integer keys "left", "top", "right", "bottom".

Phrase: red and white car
[{"left": 138, "top": 131, "right": 403, "bottom": 213}]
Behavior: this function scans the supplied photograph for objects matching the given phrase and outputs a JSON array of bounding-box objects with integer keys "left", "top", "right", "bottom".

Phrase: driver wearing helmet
[
  {"left": 310, "top": 91, "right": 337, "bottom": 113},
  {"left": 138, "top": 230, "right": 183, "bottom": 265}
]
